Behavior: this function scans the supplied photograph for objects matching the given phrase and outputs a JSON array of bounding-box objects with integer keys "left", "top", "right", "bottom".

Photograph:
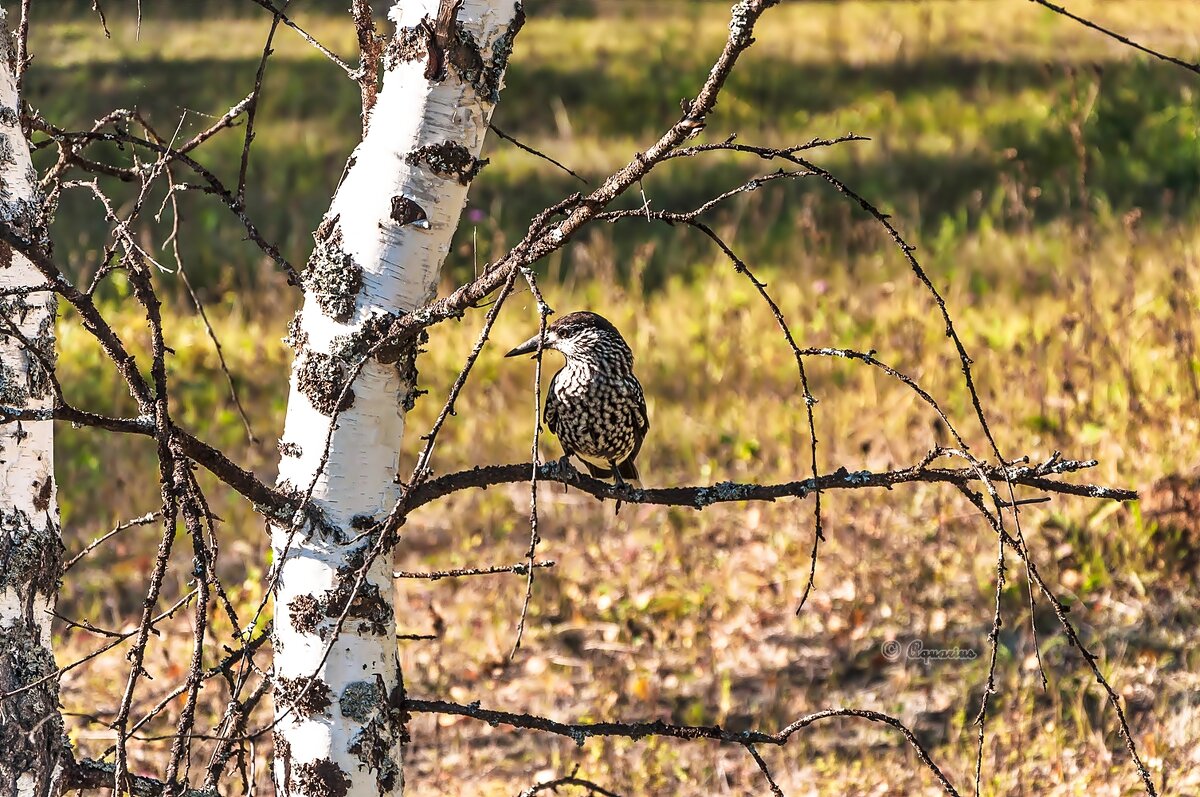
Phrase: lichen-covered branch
[{"left": 405, "top": 452, "right": 1135, "bottom": 512}]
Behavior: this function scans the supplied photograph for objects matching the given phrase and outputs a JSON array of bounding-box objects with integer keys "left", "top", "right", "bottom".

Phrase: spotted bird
[{"left": 506, "top": 311, "right": 649, "bottom": 488}]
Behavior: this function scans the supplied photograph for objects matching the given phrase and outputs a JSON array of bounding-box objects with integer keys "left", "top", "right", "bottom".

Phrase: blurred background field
[{"left": 28, "top": 1, "right": 1200, "bottom": 794}]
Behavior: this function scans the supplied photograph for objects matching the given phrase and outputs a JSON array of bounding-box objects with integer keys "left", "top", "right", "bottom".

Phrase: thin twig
[
  {"left": 1028, "top": 0, "right": 1200, "bottom": 75},
  {"left": 63, "top": 511, "right": 162, "bottom": 573},
  {"left": 491, "top": 123, "right": 589, "bottom": 184},
  {"left": 511, "top": 269, "right": 553, "bottom": 659}
]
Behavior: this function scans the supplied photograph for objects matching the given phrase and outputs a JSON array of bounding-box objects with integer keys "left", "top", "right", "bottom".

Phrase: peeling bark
[
  {"left": 0, "top": 7, "right": 67, "bottom": 797},
  {"left": 270, "top": 2, "right": 524, "bottom": 795}
]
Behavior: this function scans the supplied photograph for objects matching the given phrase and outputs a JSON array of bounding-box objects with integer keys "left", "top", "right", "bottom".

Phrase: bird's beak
[{"left": 505, "top": 333, "right": 547, "bottom": 358}]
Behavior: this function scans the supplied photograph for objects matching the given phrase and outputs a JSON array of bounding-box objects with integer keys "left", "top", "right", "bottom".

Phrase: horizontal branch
[
  {"left": 393, "top": 560, "right": 555, "bottom": 580},
  {"left": 65, "top": 757, "right": 215, "bottom": 797},
  {"left": 407, "top": 452, "right": 1136, "bottom": 510},
  {"left": 406, "top": 698, "right": 959, "bottom": 795},
  {"left": 1, "top": 403, "right": 300, "bottom": 524}
]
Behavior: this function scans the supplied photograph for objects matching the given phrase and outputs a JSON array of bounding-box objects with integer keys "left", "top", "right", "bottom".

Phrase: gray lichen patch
[
  {"left": 275, "top": 675, "right": 333, "bottom": 718},
  {"left": 693, "top": 480, "right": 753, "bottom": 508},
  {"left": 0, "top": 358, "right": 28, "bottom": 406},
  {"left": 391, "top": 327, "right": 429, "bottom": 412},
  {"left": 303, "top": 222, "right": 362, "bottom": 324},
  {"left": 1, "top": 196, "right": 47, "bottom": 243},
  {"left": 0, "top": 619, "right": 65, "bottom": 779},
  {"left": 406, "top": 141, "right": 486, "bottom": 185},
  {"left": 297, "top": 351, "right": 355, "bottom": 416},
  {"left": 293, "top": 758, "right": 351, "bottom": 797},
  {"left": 288, "top": 593, "right": 324, "bottom": 636},
  {"left": 329, "top": 310, "right": 420, "bottom": 405},
  {"left": 0, "top": 104, "right": 17, "bottom": 130},
  {"left": 339, "top": 679, "right": 383, "bottom": 723},
  {"left": 0, "top": 133, "right": 13, "bottom": 167},
  {"left": 0, "top": 508, "right": 61, "bottom": 594},
  {"left": 329, "top": 311, "right": 399, "bottom": 366},
  {"left": 25, "top": 304, "right": 57, "bottom": 401},
  {"left": 344, "top": 677, "right": 400, "bottom": 794}
]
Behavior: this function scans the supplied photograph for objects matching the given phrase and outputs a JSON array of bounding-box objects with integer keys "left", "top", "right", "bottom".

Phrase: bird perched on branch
[{"left": 506, "top": 311, "right": 649, "bottom": 489}]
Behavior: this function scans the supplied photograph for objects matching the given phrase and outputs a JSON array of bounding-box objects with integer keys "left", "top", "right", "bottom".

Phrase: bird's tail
[{"left": 616, "top": 458, "right": 642, "bottom": 490}]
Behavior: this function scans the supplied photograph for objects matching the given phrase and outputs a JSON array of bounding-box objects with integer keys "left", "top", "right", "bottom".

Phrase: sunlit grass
[{"left": 25, "top": 0, "right": 1200, "bottom": 289}]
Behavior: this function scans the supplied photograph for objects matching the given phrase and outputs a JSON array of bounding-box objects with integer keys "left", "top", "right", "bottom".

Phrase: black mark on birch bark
[
  {"left": 275, "top": 675, "right": 333, "bottom": 718},
  {"left": 388, "top": 18, "right": 436, "bottom": 72},
  {"left": 323, "top": 579, "right": 391, "bottom": 636},
  {"left": 0, "top": 620, "right": 66, "bottom": 787},
  {"left": 389, "top": 195, "right": 428, "bottom": 228},
  {"left": 433, "top": 0, "right": 483, "bottom": 83},
  {"left": 288, "top": 593, "right": 323, "bottom": 636},
  {"left": 278, "top": 440, "right": 302, "bottom": 458},
  {"left": 297, "top": 351, "right": 355, "bottom": 416},
  {"left": 0, "top": 508, "right": 60, "bottom": 593},
  {"left": 293, "top": 758, "right": 350, "bottom": 797},
  {"left": 0, "top": 359, "right": 28, "bottom": 406},
  {"left": 274, "top": 733, "right": 293, "bottom": 791},
  {"left": 406, "top": 141, "right": 486, "bottom": 185},
  {"left": 32, "top": 478, "right": 52, "bottom": 512}
]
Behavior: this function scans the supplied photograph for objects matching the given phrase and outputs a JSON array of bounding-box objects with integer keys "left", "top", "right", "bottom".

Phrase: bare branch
[
  {"left": 1028, "top": 0, "right": 1200, "bottom": 75},
  {"left": 406, "top": 452, "right": 1135, "bottom": 511},
  {"left": 393, "top": 560, "right": 555, "bottom": 580},
  {"left": 406, "top": 698, "right": 960, "bottom": 795},
  {"left": 490, "top": 123, "right": 588, "bottom": 184}
]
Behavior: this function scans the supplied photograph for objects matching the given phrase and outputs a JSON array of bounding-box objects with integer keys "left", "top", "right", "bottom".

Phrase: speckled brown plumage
[{"left": 506, "top": 311, "right": 648, "bottom": 484}]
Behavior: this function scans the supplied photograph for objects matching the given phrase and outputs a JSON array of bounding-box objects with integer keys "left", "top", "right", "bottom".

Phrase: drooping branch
[{"left": 1028, "top": 0, "right": 1200, "bottom": 75}]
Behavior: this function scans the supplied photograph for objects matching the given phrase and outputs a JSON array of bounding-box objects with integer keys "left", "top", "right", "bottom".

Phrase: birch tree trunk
[
  {"left": 270, "top": 2, "right": 524, "bottom": 795},
  {"left": 0, "top": 8, "right": 67, "bottom": 797}
]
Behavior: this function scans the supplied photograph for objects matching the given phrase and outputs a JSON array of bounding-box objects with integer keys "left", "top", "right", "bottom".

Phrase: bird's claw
[{"left": 554, "top": 455, "right": 580, "bottom": 481}]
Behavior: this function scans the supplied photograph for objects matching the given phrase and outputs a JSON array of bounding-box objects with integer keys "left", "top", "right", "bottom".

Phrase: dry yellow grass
[{"left": 55, "top": 218, "right": 1200, "bottom": 794}]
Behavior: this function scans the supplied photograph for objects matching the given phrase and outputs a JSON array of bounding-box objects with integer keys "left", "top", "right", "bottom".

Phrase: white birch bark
[
  {"left": 270, "top": 2, "right": 524, "bottom": 795},
  {"left": 0, "top": 7, "right": 66, "bottom": 797}
]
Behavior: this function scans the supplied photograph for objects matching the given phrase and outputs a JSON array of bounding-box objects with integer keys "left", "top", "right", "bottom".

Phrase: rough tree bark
[
  {"left": 269, "top": 2, "right": 524, "bottom": 795},
  {"left": 0, "top": 7, "right": 68, "bottom": 797}
]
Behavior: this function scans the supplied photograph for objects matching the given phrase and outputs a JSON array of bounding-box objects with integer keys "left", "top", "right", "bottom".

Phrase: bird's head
[{"left": 505, "top": 311, "right": 631, "bottom": 361}]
